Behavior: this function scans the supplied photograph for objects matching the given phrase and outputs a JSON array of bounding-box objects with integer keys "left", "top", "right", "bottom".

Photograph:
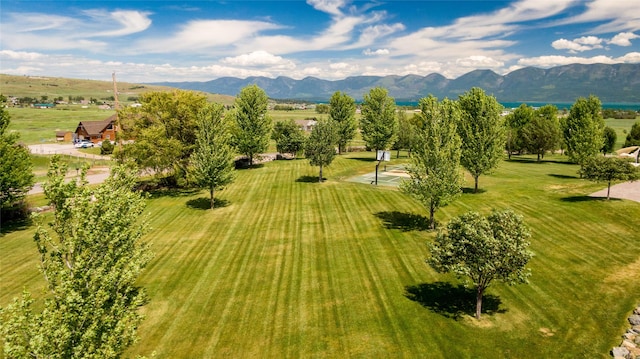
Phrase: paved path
[
  {"left": 29, "top": 170, "right": 111, "bottom": 195},
  {"left": 590, "top": 180, "right": 640, "bottom": 202},
  {"left": 28, "top": 143, "right": 110, "bottom": 161}
]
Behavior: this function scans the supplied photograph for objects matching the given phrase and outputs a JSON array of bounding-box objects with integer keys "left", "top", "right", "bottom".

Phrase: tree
[
  {"left": 329, "top": 91, "right": 357, "bottom": 154},
  {"left": 315, "top": 103, "right": 330, "bottom": 114},
  {"left": 427, "top": 210, "right": 533, "bottom": 319},
  {"left": 393, "top": 110, "right": 418, "bottom": 158},
  {"left": 0, "top": 158, "right": 152, "bottom": 358},
  {"left": 100, "top": 138, "right": 114, "bottom": 155},
  {"left": 457, "top": 87, "right": 506, "bottom": 192},
  {"left": 360, "top": 87, "right": 398, "bottom": 154},
  {"left": 232, "top": 84, "right": 272, "bottom": 167},
  {"left": 505, "top": 104, "right": 534, "bottom": 158},
  {"left": 580, "top": 157, "right": 639, "bottom": 199},
  {"left": 601, "top": 126, "right": 617, "bottom": 155},
  {"left": 190, "top": 103, "right": 236, "bottom": 209},
  {"left": 623, "top": 121, "right": 640, "bottom": 147},
  {"left": 272, "top": 119, "right": 306, "bottom": 156},
  {"left": 304, "top": 118, "right": 337, "bottom": 183},
  {"left": 522, "top": 105, "right": 560, "bottom": 161},
  {"left": 563, "top": 95, "right": 605, "bottom": 173},
  {"left": 0, "top": 96, "right": 34, "bottom": 226},
  {"left": 118, "top": 90, "right": 208, "bottom": 183},
  {"left": 400, "top": 96, "right": 463, "bottom": 229}
]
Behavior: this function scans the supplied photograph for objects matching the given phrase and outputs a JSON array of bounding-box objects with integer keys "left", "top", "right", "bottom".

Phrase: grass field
[{"left": 2, "top": 153, "right": 639, "bottom": 358}]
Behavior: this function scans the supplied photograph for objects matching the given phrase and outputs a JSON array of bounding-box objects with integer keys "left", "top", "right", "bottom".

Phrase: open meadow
[{"left": 2, "top": 152, "right": 639, "bottom": 358}]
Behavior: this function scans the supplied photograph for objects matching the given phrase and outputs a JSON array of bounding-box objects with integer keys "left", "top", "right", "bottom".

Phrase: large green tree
[
  {"left": 401, "top": 96, "right": 463, "bottom": 229},
  {"left": 428, "top": 210, "right": 533, "bottom": 319},
  {"left": 304, "top": 118, "right": 337, "bottom": 183},
  {"left": 329, "top": 91, "right": 357, "bottom": 154},
  {"left": 505, "top": 104, "right": 534, "bottom": 158},
  {"left": 190, "top": 103, "right": 236, "bottom": 209},
  {"left": 580, "top": 157, "right": 639, "bottom": 200},
  {"left": 393, "top": 110, "right": 418, "bottom": 158},
  {"left": 0, "top": 96, "right": 34, "bottom": 225},
  {"left": 0, "top": 158, "right": 152, "bottom": 358},
  {"left": 522, "top": 104, "right": 560, "bottom": 161},
  {"left": 118, "top": 90, "right": 208, "bottom": 183},
  {"left": 457, "top": 87, "right": 506, "bottom": 192},
  {"left": 360, "top": 87, "right": 398, "bottom": 154},
  {"left": 563, "top": 95, "right": 605, "bottom": 173},
  {"left": 232, "top": 84, "right": 272, "bottom": 167},
  {"left": 272, "top": 119, "right": 306, "bottom": 157}
]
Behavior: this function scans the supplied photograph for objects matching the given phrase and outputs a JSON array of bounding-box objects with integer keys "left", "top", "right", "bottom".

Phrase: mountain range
[{"left": 152, "top": 63, "right": 640, "bottom": 103}]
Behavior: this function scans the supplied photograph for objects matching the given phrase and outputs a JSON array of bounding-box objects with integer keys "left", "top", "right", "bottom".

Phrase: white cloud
[
  {"left": 517, "top": 52, "right": 640, "bottom": 67},
  {"left": 363, "top": 48, "right": 389, "bottom": 56},
  {"left": 0, "top": 50, "right": 44, "bottom": 60},
  {"left": 552, "top": 37, "right": 603, "bottom": 52},
  {"left": 456, "top": 55, "right": 505, "bottom": 68},
  {"left": 306, "top": 0, "right": 347, "bottom": 17},
  {"left": 221, "top": 51, "right": 296, "bottom": 70},
  {"left": 87, "top": 10, "right": 152, "bottom": 37},
  {"left": 609, "top": 32, "right": 639, "bottom": 46}
]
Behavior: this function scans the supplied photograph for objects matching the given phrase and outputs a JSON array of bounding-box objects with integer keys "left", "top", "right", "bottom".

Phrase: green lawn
[
  {"left": 2, "top": 153, "right": 639, "bottom": 358},
  {"left": 604, "top": 117, "right": 639, "bottom": 150}
]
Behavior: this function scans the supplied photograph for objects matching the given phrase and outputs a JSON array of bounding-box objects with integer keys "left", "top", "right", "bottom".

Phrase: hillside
[
  {"left": 154, "top": 63, "right": 640, "bottom": 103},
  {"left": 0, "top": 74, "right": 235, "bottom": 106}
]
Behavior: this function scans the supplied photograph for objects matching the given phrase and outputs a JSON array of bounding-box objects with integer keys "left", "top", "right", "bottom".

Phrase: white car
[{"left": 74, "top": 141, "right": 94, "bottom": 148}]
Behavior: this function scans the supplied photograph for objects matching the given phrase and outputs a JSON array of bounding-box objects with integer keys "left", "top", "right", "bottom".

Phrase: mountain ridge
[{"left": 152, "top": 63, "right": 640, "bottom": 103}]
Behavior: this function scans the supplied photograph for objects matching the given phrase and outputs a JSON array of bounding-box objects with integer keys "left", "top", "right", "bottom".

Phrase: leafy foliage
[
  {"left": 563, "top": 95, "right": 605, "bottom": 171},
  {"left": 118, "top": 90, "right": 208, "bottom": 183},
  {"left": 623, "top": 121, "right": 640, "bottom": 147},
  {"left": 360, "top": 87, "right": 397, "bottom": 153},
  {"left": 522, "top": 105, "right": 560, "bottom": 161},
  {"left": 400, "top": 96, "right": 463, "bottom": 229},
  {"left": 100, "top": 139, "right": 114, "bottom": 155},
  {"left": 580, "top": 156, "right": 639, "bottom": 199},
  {"left": 328, "top": 91, "right": 357, "bottom": 154},
  {"left": 0, "top": 157, "right": 152, "bottom": 358},
  {"left": 393, "top": 111, "right": 418, "bottom": 157},
  {"left": 428, "top": 210, "right": 532, "bottom": 319},
  {"left": 457, "top": 87, "right": 506, "bottom": 192},
  {"left": 304, "top": 118, "right": 337, "bottom": 183},
  {"left": 505, "top": 104, "right": 534, "bottom": 156},
  {"left": 601, "top": 126, "right": 617, "bottom": 154},
  {"left": 232, "top": 85, "right": 272, "bottom": 166},
  {"left": 272, "top": 119, "right": 306, "bottom": 156},
  {"left": 189, "top": 103, "right": 236, "bottom": 209},
  {"left": 0, "top": 97, "right": 34, "bottom": 222}
]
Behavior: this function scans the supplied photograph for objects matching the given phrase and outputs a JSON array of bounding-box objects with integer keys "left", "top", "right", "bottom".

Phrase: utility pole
[{"left": 112, "top": 72, "right": 122, "bottom": 150}]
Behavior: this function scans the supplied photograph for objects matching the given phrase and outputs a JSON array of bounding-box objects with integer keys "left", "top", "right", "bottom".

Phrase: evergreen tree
[
  {"left": 523, "top": 105, "right": 560, "bottom": 161},
  {"left": 272, "top": 119, "right": 306, "bottom": 156}
]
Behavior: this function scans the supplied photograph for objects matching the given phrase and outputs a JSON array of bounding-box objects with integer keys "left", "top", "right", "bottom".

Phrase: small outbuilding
[
  {"left": 75, "top": 114, "right": 118, "bottom": 144},
  {"left": 55, "top": 131, "right": 73, "bottom": 142},
  {"left": 294, "top": 119, "right": 317, "bottom": 132}
]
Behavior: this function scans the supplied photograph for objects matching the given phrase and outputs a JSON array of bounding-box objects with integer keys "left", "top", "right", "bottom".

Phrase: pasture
[{"left": 2, "top": 153, "right": 639, "bottom": 358}]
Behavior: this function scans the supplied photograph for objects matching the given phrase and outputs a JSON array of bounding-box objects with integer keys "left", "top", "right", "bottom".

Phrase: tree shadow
[
  {"left": 560, "top": 196, "right": 621, "bottom": 202},
  {"left": 0, "top": 217, "right": 32, "bottom": 235},
  {"left": 461, "top": 187, "right": 487, "bottom": 194},
  {"left": 234, "top": 158, "right": 265, "bottom": 170},
  {"left": 186, "top": 197, "right": 230, "bottom": 210},
  {"left": 404, "top": 282, "right": 505, "bottom": 319},
  {"left": 548, "top": 174, "right": 577, "bottom": 180},
  {"left": 374, "top": 211, "right": 431, "bottom": 231},
  {"left": 296, "top": 175, "right": 325, "bottom": 183},
  {"left": 146, "top": 188, "right": 200, "bottom": 199},
  {"left": 348, "top": 156, "right": 377, "bottom": 162}
]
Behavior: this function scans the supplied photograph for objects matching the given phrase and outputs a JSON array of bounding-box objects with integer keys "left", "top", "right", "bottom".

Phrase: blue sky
[{"left": 1, "top": 0, "right": 639, "bottom": 83}]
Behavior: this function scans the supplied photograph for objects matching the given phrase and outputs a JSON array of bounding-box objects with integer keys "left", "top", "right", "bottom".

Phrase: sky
[{"left": 1, "top": 0, "right": 639, "bottom": 83}]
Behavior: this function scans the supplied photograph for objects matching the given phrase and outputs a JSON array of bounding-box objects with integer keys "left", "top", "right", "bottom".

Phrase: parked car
[{"left": 74, "top": 140, "right": 94, "bottom": 148}]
